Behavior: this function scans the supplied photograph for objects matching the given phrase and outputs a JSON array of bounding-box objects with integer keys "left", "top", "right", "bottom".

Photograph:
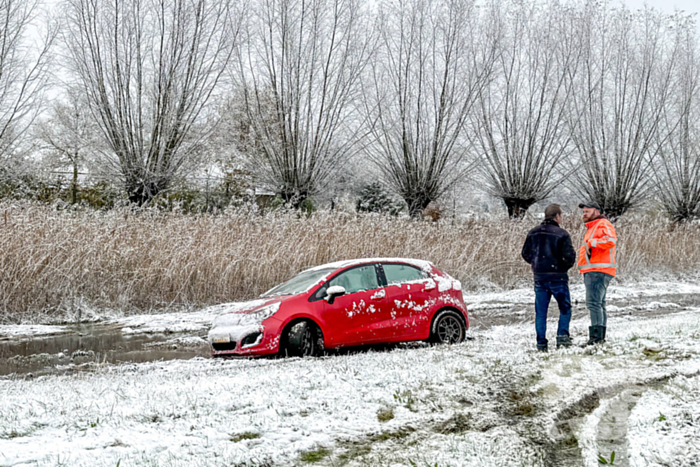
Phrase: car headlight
[
  {"left": 249, "top": 302, "right": 281, "bottom": 322},
  {"left": 212, "top": 302, "right": 281, "bottom": 328}
]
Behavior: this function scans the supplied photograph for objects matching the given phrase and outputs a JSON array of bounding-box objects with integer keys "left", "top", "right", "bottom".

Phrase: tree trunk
[
  {"left": 126, "top": 177, "right": 169, "bottom": 205},
  {"left": 71, "top": 162, "right": 78, "bottom": 205},
  {"left": 279, "top": 190, "right": 310, "bottom": 210},
  {"left": 503, "top": 197, "right": 536, "bottom": 219},
  {"left": 405, "top": 196, "right": 432, "bottom": 220}
]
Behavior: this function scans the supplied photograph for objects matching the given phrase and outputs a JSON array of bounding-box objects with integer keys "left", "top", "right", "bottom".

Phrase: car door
[
  {"left": 380, "top": 262, "right": 436, "bottom": 340},
  {"left": 317, "top": 264, "right": 392, "bottom": 346}
]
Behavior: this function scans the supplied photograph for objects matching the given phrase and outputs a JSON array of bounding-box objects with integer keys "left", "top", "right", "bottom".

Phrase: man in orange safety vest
[{"left": 578, "top": 201, "right": 617, "bottom": 345}]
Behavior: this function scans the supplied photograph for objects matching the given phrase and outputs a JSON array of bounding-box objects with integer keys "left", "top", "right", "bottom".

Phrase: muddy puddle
[{"left": 0, "top": 323, "right": 210, "bottom": 377}]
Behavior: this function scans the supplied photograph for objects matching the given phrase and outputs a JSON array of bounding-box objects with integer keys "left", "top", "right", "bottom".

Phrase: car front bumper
[{"left": 208, "top": 320, "right": 282, "bottom": 357}]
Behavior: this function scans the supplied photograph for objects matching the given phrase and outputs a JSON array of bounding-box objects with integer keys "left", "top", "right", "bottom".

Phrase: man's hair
[{"left": 544, "top": 204, "right": 562, "bottom": 220}]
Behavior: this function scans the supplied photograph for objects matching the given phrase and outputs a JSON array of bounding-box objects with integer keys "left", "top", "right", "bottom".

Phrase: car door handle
[{"left": 371, "top": 290, "right": 386, "bottom": 300}]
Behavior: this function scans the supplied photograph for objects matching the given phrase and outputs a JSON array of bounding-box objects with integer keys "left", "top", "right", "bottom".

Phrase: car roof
[{"left": 302, "top": 258, "right": 434, "bottom": 274}]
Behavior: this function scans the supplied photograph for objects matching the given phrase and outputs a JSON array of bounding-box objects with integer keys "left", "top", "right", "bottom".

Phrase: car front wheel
[
  {"left": 284, "top": 321, "right": 322, "bottom": 357},
  {"left": 429, "top": 310, "right": 466, "bottom": 344}
]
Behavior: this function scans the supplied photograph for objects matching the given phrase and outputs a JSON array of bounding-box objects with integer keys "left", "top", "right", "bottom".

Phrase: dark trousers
[{"left": 534, "top": 280, "right": 572, "bottom": 346}]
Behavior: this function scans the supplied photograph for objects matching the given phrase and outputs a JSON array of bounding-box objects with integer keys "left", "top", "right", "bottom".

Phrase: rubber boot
[
  {"left": 556, "top": 335, "right": 572, "bottom": 348},
  {"left": 586, "top": 326, "right": 597, "bottom": 346},
  {"left": 596, "top": 326, "right": 606, "bottom": 344}
]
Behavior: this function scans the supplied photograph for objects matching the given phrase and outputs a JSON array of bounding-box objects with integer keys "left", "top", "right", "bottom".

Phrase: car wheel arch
[
  {"left": 429, "top": 307, "right": 468, "bottom": 336},
  {"left": 279, "top": 317, "right": 325, "bottom": 355}
]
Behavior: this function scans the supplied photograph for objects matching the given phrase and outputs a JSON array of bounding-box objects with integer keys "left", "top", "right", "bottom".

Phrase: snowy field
[{"left": 1, "top": 284, "right": 700, "bottom": 466}]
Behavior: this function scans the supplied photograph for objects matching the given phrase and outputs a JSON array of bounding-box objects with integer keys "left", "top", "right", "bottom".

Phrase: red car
[{"left": 207, "top": 258, "right": 468, "bottom": 357}]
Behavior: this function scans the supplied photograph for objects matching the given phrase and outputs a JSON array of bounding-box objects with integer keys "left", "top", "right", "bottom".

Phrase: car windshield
[{"left": 261, "top": 268, "right": 336, "bottom": 297}]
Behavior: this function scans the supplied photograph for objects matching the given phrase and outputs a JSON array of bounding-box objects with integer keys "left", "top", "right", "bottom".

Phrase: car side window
[
  {"left": 327, "top": 265, "right": 380, "bottom": 295},
  {"left": 383, "top": 263, "right": 428, "bottom": 285}
]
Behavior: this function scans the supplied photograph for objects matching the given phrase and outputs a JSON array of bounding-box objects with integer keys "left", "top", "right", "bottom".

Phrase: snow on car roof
[{"left": 303, "top": 257, "right": 434, "bottom": 273}]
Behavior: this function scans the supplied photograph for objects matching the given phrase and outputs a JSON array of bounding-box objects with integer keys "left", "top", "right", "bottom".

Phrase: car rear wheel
[
  {"left": 429, "top": 310, "right": 466, "bottom": 344},
  {"left": 284, "top": 321, "right": 322, "bottom": 357}
]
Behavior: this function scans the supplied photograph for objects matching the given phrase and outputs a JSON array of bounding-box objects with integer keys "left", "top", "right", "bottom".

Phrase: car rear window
[{"left": 383, "top": 263, "right": 427, "bottom": 285}]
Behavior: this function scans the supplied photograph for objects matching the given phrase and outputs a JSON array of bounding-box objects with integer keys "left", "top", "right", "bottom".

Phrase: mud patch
[{"left": 0, "top": 323, "right": 209, "bottom": 376}]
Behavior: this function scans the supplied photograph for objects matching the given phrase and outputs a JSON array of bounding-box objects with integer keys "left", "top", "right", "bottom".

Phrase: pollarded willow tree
[
  {"left": 364, "top": 0, "right": 500, "bottom": 218},
  {"left": 233, "top": 0, "right": 374, "bottom": 207},
  {"left": 0, "top": 0, "right": 55, "bottom": 159},
  {"left": 567, "top": 3, "right": 680, "bottom": 220},
  {"left": 654, "top": 15, "right": 700, "bottom": 224},
  {"left": 473, "top": 1, "right": 581, "bottom": 219},
  {"left": 63, "top": 0, "right": 239, "bottom": 204}
]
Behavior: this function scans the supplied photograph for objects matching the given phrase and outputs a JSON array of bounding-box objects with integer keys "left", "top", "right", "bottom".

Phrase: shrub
[{"left": 356, "top": 183, "right": 404, "bottom": 216}]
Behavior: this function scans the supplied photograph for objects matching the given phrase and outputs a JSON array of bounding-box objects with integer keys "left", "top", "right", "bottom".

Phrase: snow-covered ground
[
  {"left": 0, "top": 325, "right": 69, "bottom": 340},
  {"left": 1, "top": 284, "right": 700, "bottom": 466}
]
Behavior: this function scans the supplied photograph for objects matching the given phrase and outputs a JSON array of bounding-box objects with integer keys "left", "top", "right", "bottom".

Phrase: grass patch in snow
[
  {"left": 229, "top": 432, "right": 260, "bottom": 442},
  {"left": 0, "top": 422, "right": 46, "bottom": 440},
  {"left": 336, "top": 427, "right": 417, "bottom": 463},
  {"left": 437, "top": 413, "right": 473, "bottom": 434},
  {"left": 376, "top": 407, "right": 395, "bottom": 422},
  {"left": 372, "top": 427, "right": 415, "bottom": 442},
  {"left": 393, "top": 389, "right": 416, "bottom": 411},
  {"left": 300, "top": 447, "right": 330, "bottom": 463},
  {"left": 508, "top": 390, "right": 536, "bottom": 417},
  {"left": 561, "top": 434, "right": 579, "bottom": 449},
  {"left": 642, "top": 347, "right": 666, "bottom": 361}
]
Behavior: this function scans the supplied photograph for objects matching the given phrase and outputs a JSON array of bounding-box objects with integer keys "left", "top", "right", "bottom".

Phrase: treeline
[{"left": 1, "top": 0, "right": 699, "bottom": 222}]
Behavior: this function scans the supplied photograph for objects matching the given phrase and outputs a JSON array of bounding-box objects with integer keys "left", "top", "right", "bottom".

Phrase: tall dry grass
[{"left": 1, "top": 201, "right": 699, "bottom": 323}]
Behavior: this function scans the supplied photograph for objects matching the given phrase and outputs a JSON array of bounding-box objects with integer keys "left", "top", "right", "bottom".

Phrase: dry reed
[{"left": 1, "top": 202, "right": 699, "bottom": 323}]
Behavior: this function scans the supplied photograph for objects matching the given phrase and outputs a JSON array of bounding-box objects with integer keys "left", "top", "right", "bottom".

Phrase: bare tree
[
  {"left": 567, "top": 3, "right": 679, "bottom": 220},
  {"left": 233, "top": 0, "right": 373, "bottom": 207},
  {"left": 363, "top": 0, "right": 500, "bottom": 218},
  {"left": 63, "top": 0, "right": 239, "bottom": 204},
  {"left": 654, "top": 15, "right": 700, "bottom": 224},
  {"left": 0, "top": 0, "right": 55, "bottom": 159},
  {"left": 35, "top": 89, "right": 99, "bottom": 204},
  {"left": 473, "top": 1, "right": 580, "bottom": 219}
]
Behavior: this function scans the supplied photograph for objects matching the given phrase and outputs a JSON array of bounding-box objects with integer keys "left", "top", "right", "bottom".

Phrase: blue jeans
[
  {"left": 534, "top": 280, "right": 572, "bottom": 346},
  {"left": 584, "top": 272, "right": 613, "bottom": 327}
]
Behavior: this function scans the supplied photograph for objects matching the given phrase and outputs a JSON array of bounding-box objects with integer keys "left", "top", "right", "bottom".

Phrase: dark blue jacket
[{"left": 521, "top": 219, "right": 576, "bottom": 282}]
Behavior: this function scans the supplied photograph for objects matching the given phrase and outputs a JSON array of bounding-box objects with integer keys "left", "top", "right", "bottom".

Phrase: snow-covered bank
[
  {"left": 0, "top": 325, "right": 69, "bottom": 340},
  {"left": 1, "top": 307, "right": 700, "bottom": 466}
]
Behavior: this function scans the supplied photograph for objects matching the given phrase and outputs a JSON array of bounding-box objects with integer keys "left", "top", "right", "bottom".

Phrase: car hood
[{"left": 207, "top": 295, "right": 294, "bottom": 329}]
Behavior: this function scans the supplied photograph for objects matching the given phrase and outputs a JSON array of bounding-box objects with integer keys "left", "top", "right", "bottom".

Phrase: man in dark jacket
[{"left": 521, "top": 204, "right": 577, "bottom": 351}]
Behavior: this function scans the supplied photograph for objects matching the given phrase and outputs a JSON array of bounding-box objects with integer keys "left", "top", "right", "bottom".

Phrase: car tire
[
  {"left": 284, "top": 321, "right": 322, "bottom": 357},
  {"left": 429, "top": 309, "right": 466, "bottom": 345}
]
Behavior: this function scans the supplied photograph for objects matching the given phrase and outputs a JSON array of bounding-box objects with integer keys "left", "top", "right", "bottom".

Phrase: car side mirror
[{"left": 325, "top": 285, "right": 346, "bottom": 304}]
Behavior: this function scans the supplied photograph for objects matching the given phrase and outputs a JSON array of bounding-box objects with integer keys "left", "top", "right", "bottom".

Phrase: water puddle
[{"left": 0, "top": 323, "right": 209, "bottom": 377}]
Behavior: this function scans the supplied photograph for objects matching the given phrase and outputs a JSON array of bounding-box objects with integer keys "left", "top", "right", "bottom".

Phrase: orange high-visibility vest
[{"left": 578, "top": 217, "right": 617, "bottom": 277}]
